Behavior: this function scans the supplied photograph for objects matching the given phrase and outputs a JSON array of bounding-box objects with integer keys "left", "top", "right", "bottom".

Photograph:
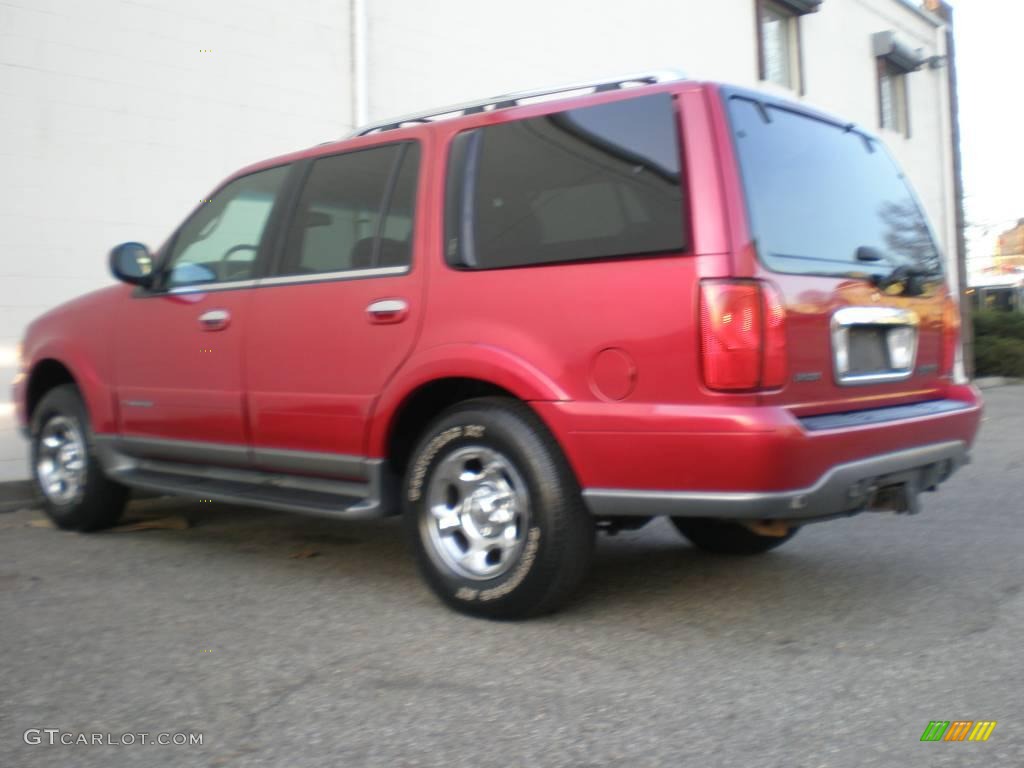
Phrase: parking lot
[{"left": 1, "top": 386, "right": 1021, "bottom": 767}]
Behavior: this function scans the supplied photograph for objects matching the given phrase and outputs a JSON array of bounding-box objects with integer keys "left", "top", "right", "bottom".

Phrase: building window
[
  {"left": 760, "top": 2, "right": 799, "bottom": 89},
  {"left": 878, "top": 61, "right": 909, "bottom": 136},
  {"left": 871, "top": 31, "right": 926, "bottom": 139},
  {"left": 756, "top": 1, "right": 821, "bottom": 92}
]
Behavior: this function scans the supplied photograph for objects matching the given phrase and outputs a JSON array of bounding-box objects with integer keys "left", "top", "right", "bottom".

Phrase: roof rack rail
[{"left": 351, "top": 69, "right": 687, "bottom": 137}]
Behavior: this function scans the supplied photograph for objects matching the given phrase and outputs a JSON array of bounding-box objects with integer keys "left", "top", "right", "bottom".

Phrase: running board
[{"left": 93, "top": 437, "right": 396, "bottom": 520}]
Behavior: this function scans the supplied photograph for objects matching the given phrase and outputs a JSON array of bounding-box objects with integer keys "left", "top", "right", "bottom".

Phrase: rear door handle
[
  {"left": 366, "top": 299, "right": 408, "bottom": 324},
  {"left": 198, "top": 309, "right": 230, "bottom": 331}
]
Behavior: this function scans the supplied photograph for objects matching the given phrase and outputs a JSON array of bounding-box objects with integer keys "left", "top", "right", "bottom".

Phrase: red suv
[{"left": 13, "top": 73, "right": 982, "bottom": 618}]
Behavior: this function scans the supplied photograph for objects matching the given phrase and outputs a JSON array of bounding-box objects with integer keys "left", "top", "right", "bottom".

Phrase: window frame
[
  {"left": 722, "top": 88, "right": 944, "bottom": 281},
  {"left": 756, "top": 0, "right": 808, "bottom": 94},
  {"left": 262, "top": 139, "right": 422, "bottom": 287},
  {"left": 877, "top": 59, "right": 911, "bottom": 138},
  {"left": 144, "top": 162, "right": 298, "bottom": 295},
  {"left": 442, "top": 91, "right": 691, "bottom": 273}
]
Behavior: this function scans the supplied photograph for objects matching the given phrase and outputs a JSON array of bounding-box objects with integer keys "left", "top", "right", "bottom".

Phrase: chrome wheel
[
  {"left": 36, "top": 415, "right": 87, "bottom": 506},
  {"left": 421, "top": 445, "right": 530, "bottom": 580}
]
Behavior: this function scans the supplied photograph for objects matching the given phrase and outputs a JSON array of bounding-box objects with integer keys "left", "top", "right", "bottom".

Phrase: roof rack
[{"left": 351, "top": 69, "right": 687, "bottom": 137}]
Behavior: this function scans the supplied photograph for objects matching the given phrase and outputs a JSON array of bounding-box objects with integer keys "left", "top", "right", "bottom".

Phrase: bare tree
[{"left": 878, "top": 199, "right": 943, "bottom": 273}]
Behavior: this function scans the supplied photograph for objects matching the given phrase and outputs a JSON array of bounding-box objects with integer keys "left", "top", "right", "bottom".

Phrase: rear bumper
[
  {"left": 583, "top": 440, "right": 967, "bottom": 521},
  {"left": 532, "top": 385, "right": 982, "bottom": 519}
]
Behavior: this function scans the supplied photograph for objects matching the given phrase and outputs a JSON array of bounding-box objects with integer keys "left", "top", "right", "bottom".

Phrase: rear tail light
[
  {"left": 760, "top": 282, "right": 787, "bottom": 388},
  {"left": 700, "top": 279, "right": 787, "bottom": 391},
  {"left": 941, "top": 291, "right": 961, "bottom": 377}
]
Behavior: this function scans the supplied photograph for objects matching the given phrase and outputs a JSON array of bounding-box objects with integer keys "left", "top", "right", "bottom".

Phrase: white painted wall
[
  {"left": 0, "top": 0, "right": 954, "bottom": 480},
  {"left": 0, "top": 0, "right": 354, "bottom": 479}
]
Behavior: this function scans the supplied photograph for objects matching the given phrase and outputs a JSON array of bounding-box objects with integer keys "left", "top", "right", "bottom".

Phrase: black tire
[
  {"left": 670, "top": 518, "right": 798, "bottom": 555},
  {"left": 30, "top": 384, "right": 128, "bottom": 531},
  {"left": 403, "top": 397, "right": 594, "bottom": 619}
]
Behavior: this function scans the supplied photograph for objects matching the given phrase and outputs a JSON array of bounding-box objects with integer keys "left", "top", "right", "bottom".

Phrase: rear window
[
  {"left": 727, "top": 96, "right": 943, "bottom": 278},
  {"left": 445, "top": 92, "right": 686, "bottom": 270}
]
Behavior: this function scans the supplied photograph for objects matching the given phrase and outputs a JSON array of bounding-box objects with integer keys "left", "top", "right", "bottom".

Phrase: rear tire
[
  {"left": 403, "top": 397, "right": 594, "bottom": 619},
  {"left": 670, "top": 518, "right": 798, "bottom": 555},
  {"left": 30, "top": 384, "right": 128, "bottom": 531}
]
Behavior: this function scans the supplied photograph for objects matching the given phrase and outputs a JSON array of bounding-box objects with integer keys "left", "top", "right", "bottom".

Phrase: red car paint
[{"left": 13, "top": 80, "right": 982, "bottom": 507}]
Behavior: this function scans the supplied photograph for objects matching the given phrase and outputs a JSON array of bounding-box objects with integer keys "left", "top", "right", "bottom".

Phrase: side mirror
[{"left": 110, "top": 242, "right": 155, "bottom": 287}]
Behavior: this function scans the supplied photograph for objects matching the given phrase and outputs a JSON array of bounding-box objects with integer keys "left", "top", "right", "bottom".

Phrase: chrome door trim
[
  {"left": 161, "top": 266, "right": 409, "bottom": 295},
  {"left": 830, "top": 306, "right": 920, "bottom": 387},
  {"left": 257, "top": 265, "right": 408, "bottom": 288},
  {"left": 169, "top": 279, "right": 259, "bottom": 295}
]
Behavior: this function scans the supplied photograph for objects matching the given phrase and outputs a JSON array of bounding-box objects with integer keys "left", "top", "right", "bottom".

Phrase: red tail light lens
[
  {"left": 761, "top": 282, "right": 787, "bottom": 388},
  {"left": 941, "top": 292, "right": 961, "bottom": 377},
  {"left": 700, "top": 280, "right": 787, "bottom": 391}
]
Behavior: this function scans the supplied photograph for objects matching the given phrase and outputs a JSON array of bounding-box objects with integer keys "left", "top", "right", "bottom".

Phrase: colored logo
[{"left": 920, "top": 721, "right": 997, "bottom": 742}]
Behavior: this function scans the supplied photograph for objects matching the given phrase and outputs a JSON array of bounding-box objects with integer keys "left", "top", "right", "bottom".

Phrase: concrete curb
[
  {"left": 0, "top": 479, "right": 37, "bottom": 510},
  {"left": 973, "top": 377, "right": 1022, "bottom": 390}
]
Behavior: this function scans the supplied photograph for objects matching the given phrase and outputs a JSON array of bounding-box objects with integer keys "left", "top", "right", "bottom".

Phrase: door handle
[
  {"left": 198, "top": 309, "right": 230, "bottom": 331},
  {"left": 366, "top": 299, "right": 408, "bottom": 324}
]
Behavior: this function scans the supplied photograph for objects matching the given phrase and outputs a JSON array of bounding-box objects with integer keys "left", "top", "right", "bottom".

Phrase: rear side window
[
  {"left": 445, "top": 93, "right": 686, "bottom": 270},
  {"left": 277, "top": 142, "right": 420, "bottom": 277}
]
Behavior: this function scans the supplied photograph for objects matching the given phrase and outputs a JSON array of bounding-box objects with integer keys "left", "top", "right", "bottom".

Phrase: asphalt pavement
[{"left": 1, "top": 387, "right": 1021, "bottom": 768}]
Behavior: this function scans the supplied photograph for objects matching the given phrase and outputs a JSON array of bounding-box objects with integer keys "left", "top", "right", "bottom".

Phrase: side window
[
  {"left": 378, "top": 144, "right": 420, "bottom": 267},
  {"left": 445, "top": 93, "right": 685, "bottom": 270},
  {"left": 278, "top": 142, "right": 419, "bottom": 277},
  {"left": 165, "top": 165, "right": 289, "bottom": 288}
]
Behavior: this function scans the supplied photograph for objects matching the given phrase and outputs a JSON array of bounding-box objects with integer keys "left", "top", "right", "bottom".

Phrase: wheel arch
[
  {"left": 24, "top": 350, "right": 116, "bottom": 436},
  {"left": 26, "top": 359, "right": 79, "bottom": 427},
  {"left": 369, "top": 345, "right": 569, "bottom": 477}
]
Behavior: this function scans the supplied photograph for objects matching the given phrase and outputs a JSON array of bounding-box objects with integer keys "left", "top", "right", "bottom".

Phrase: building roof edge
[{"left": 897, "top": 0, "right": 945, "bottom": 29}]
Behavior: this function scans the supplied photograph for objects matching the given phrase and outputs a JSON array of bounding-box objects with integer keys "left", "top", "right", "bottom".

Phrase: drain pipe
[
  {"left": 351, "top": 0, "right": 369, "bottom": 130},
  {"left": 924, "top": 0, "right": 972, "bottom": 379}
]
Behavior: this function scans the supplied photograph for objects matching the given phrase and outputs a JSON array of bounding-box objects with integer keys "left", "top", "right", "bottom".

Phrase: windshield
[{"left": 727, "top": 96, "right": 943, "bottom": 279}]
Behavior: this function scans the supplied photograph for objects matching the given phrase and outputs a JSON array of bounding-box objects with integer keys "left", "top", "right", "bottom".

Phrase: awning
[
  {"left": 772, "top": 0, "right": 823, "bottom": 15},
  {"left": 872, "top": 30, "right": 928, "bottom": 73}
]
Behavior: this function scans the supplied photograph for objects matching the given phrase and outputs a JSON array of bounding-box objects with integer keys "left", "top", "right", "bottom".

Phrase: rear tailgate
[
  {"left": 763, "top": 277, "right": 949, "bottom": 415},
  {"left": 722, "top": 90, "right": 957, "bottom": 417}
]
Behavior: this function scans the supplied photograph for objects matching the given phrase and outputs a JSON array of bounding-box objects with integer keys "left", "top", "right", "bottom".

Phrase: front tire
[
  {"left": 403, "top": 397, "right": 594, "bottom": 619},
  {"left": 31, "top": 384, "right": 128, "bottom": 531},
  {"left": 670, "top": 518, "right": 798, "bottom": 555}
]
